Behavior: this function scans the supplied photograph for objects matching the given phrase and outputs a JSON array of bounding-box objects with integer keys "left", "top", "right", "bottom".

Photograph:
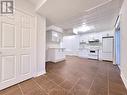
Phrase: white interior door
[{"left": 0, "top": 10, "right": 36, "bottom": 90}]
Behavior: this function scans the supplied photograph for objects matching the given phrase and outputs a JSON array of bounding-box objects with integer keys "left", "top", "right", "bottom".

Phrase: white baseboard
[
  {"left": 54, "top": 58, "right": 65, "bottom": 63},
  {"left": 121, "top": 72, "right": 127, "bottom": 89},
  {"left": 49, "top": 58, "right": 65, "bottom": 63},
  {"left": 35, "top": 71, "right": 46, "bottom": 77}
]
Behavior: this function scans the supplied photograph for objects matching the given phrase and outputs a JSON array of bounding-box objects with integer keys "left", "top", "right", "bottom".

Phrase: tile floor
[{"left": 0, "top": 56, "right": 127, "bottom": 95}]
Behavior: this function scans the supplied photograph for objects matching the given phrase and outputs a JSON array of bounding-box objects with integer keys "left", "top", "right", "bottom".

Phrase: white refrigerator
[{"left": 102, "top": 36, "right": 114, "bottom": 61}]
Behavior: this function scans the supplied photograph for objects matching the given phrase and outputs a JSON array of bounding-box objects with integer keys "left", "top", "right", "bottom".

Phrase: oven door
[{"left": 88, "top": 50, "right": 98, "bottom": 59}]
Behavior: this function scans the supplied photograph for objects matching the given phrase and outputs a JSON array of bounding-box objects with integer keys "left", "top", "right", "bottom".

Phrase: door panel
[
  {"left": 1, "top": 56, "right": 16, "bottom": 81},
  {"left": 21, "top": 28, "right": 31, "bottom": 48},
  {"left": 102, "top": 38, "right": 113, "bottom": 53},
  {"left": 0, "top": 14, "right": 17, "bottom": 89},
  {"left": 20, "top": 55, "right": 30, "bottom": 75},
  {"left": 2, "top": 22, "right": 15, "bottom": 48},
  {"left": 102, "top": 37, "right": 114, "bottom": 61}
]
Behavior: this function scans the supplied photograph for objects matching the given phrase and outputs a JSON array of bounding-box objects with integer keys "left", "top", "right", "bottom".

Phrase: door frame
[{"left": 114, "top": 16, "right": 121, "bottom": 69}]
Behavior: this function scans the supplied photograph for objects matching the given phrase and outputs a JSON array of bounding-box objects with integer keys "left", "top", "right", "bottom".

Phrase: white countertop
[
  {"left": 48, "top": 48, "right": 65, "bottom": 49},
  {"left": 79, "top": 46, "right": 101, "bottom": 50}
]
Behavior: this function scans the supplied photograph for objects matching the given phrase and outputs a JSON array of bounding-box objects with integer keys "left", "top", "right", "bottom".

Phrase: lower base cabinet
[{"left": 46, "top": 48, "right": 65, "bottom": 63}]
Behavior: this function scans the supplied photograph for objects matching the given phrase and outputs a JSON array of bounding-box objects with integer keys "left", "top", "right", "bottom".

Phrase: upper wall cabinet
[
  {"left": 46, "top": 25, "right": 63, "bottom": 43},
  {"left": 46, "top": 31, "right": 63, "bottom": 43}
]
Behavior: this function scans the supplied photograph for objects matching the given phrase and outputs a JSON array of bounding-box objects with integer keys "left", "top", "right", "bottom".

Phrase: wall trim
[
  {"left": 35, "top": 71, "right": 46, "bottom": 77},
  {"left": 121, "top": 72, "right": 127, "bottom": 89}
]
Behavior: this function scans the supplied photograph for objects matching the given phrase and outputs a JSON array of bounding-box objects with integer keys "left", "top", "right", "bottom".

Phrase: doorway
[{"left": 115, "top": 23, "right": 121, "bottom": 66}]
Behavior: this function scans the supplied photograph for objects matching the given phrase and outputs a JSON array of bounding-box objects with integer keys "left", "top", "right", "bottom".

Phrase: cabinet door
[
  {"left": 52, "top": 31, "right": 58, "bottom": 42},
  {"left": 47, "top": 31, "right": 62, "bottom": 43}
]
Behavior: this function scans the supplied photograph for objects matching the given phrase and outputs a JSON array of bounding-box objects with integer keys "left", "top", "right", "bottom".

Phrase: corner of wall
[
  {"left": 121, "top": 72, "right": 127, "bottom": 89},
  {"left": 119, "top": 0, "right": 127, "bottom": 90},
  {"left": 36, "top": 14, "right": 46, "bottom": 77},
  {"left": 36, "top": 70, "right": 46, "bottom": 77}
]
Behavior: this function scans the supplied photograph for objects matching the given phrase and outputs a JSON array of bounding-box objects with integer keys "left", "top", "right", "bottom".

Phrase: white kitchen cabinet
[
  {"left": 79, "top": 48, "right": 100, "bottom": 60},
  {"left": 46, "top": 31, "right": 62, "bottom": 43},
  {"left": 78, "top": 49, "right": 88, "bottom": 58},
  {"left": 46, "top": 48, "right": 65, "bottom": 63}
]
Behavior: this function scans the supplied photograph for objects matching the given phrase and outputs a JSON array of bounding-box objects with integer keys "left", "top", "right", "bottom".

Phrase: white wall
[
  {"left": 62, "top": 35, "right": 80, "bottom": 56},
  {"left": 36, "top": 15, "right": 46, "bottom": 76},
  {"left": 120, "top": 0, "right": 127, "bottom": 89}
]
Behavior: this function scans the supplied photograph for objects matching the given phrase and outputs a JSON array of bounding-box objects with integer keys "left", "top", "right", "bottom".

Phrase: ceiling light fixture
[{"left": 73, "top": 24, "right": 95, "bottom": 34}]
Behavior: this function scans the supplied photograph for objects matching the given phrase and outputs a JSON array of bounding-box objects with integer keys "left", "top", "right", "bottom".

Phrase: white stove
[{"left": 88, "top": 49, "right": 99, "bottom": 60}]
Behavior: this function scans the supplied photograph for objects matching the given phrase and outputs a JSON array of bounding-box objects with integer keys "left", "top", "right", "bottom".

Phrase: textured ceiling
[{"left": 28, "top": 0, "right": 123, "bottom": 34}]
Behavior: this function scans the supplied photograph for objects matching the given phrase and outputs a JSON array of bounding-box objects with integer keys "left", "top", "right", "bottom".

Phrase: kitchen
[{"left": 46, "top": 25, "right": 114, "bottom": 62}]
